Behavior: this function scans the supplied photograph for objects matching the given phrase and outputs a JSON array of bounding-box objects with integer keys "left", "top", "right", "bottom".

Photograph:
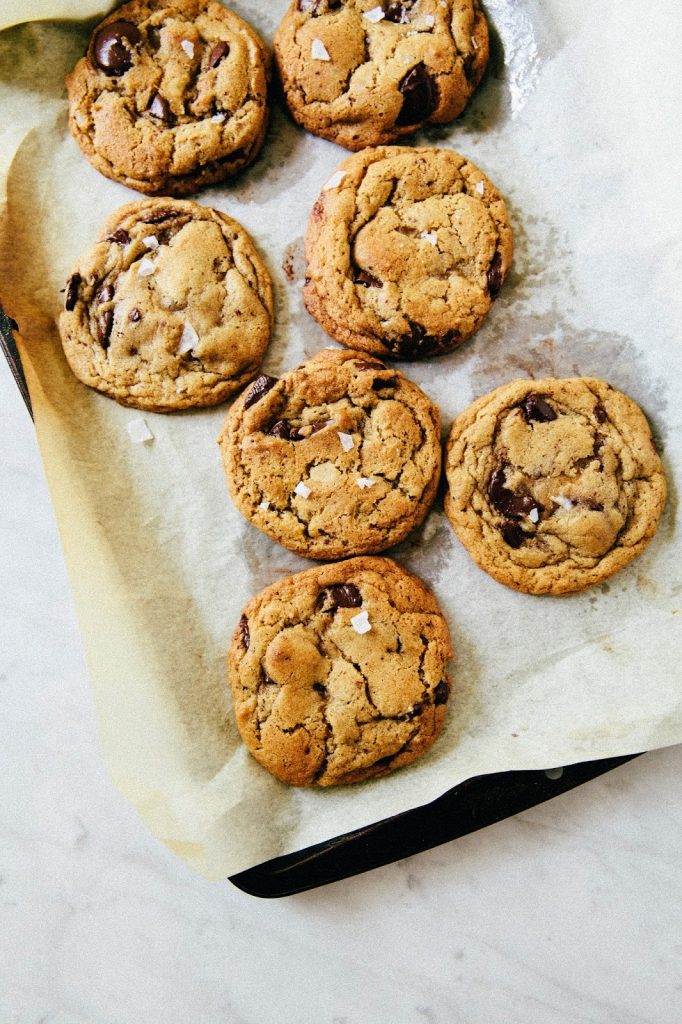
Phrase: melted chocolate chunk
[
  {"left": 355, "top": 359, "right": 386, "bottom": 370},
  {"left": 96, "top": 309, "right": 113, "bottom": 348},
  {"left": 433, "top": 680, "right": 449, "bottom": 705},
  {"left": 372, "top": 375, "right": 398, "bottom": 390},
  {"left": 267, "top": 419, "right": 300, "bottom": 441},
  {"left": 208, "top": 41, "right": 230, "bottom": 68},
  {"left": 237, "top": 614, "right": 250, "bottom": 650},
  {"left": 396, "top": 63, "right": 438, "bottom": 126},
  {"left": 318, "top": 583, "right": 363, "bottom": 612},
  {"left": 502, "top": 523, "right": 526, "bottom": 549},
  {"left": 594, "top": 403, "right": 608, "bottom": 424},
  {"left": 487, "top": 251, "right": 503, "bottom": 298},
  {"left": 64, "top": 274, "right": 81, "bottom": 311},
  {"left": 354, "top": 269, "right": 382, "bottom": 288},
  {"left": 521, "top": 393, "right": 557, "bottom": 424},
  {"left": 244, "top": 374, "right": 278, "bottom": 409},
  {"left": 129, "top": 308, "right": 142, "bottom": 323},
  {"left": 391, "top": 322, "right": 459, "bottom": 359},
  {"left": 106, "top": 228, "right": 130, "bottom": 245},
  {"left": 92, "top": 20, "right": 141, "bottom": 76},
  {"left": 488, "top": 466, "right": 543, "bottom": 520},
  {"left": 148, "top": 93, "right": 173, "bottom": 123},
  {"left": 462, "top": 53, "right": 477, "bottom": 82},
  {"left": 384, "top": 2, "right": 415, "bottom": 24},
  {"left": 144, "top": 209, "right": 182, "bottom": 225}
]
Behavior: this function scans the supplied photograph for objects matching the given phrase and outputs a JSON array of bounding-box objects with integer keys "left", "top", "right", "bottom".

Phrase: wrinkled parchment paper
[{"left": 1, "top": 1, "right": 680, "bottom": 879}]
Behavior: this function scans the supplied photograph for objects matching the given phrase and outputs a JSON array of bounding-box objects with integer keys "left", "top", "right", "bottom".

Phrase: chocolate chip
[
  {"left": 396, "top": 63, "right": 438, "bottom": 127},
  {"left": 129, "top": 308, "right": 142, "bottom": 323},
  {"left": 309, "top": 420, "right": 329, "bottom": 434},
  {"left": 237, "top": 614, "right": 250, "bottom": 651},
  {"left": 521, "top": 393, "right": 557, "bottom": 424},
  {"left": 488, "top": 466, "right": 543, "bottom": 520},
  {"left": 92, "top": 20, "right": 141, "bottom": 76},
  {"left": 64, "top": 274, "right": 81, "bottom": 311},
  {"left": 312, "top": 683, "right": 327, "bottom": 696},
  {"left": 594, "top": 403, "right": 608, "bottom": 424},
  {"left": 208, "top": 41, "right": 230, "bottom": 68},
  {"left": 267, "top": 419, "right": 300, "bottom": 441},
  {"left": 372, "top": 375, "right": 398, "bottom": 390},
  {"left": 354, "top": 269, "right": 382, "bottom": 288},
  {"left": 96, "top": 309, "right": 113, "bottom": 348},
  {"left": 144, "top": 209, "right": 182, "bottom": 225},
  {"left": 433, "top": 680, "right": 449, "bottom": 705},
  {"left": 318, "top": 583, "right": 362, "bottom": 612},
  {"left": 148, "top": 93, "right": 173, "bottom": 123},
  {"left": 502, "top": 523, "right": 526, "bottom": 548},
  {"left": 487, "top": 251, "right": 503, "bottom": 298},
  {"left": 106, "top": 228, "right": 130, "bottom": 245},
  {"left": 298, "top": 0, "right": 341, "bottom": 13},
  {"left": 391, "top": 322, "right": 458, "bottom": 359},
  {"left": 401, "top": 702, "right": 423, "bottom": 722},
  {"left": 244, "top": 373, "right": 278, "bottom": 409}
]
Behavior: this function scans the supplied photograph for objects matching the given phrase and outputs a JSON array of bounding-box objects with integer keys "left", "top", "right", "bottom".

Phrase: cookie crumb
[
  {"left": 138, "top": 257, "right": 156, "bottom": 277},
  {"left": 126, "top": 418, "right": 154, "bottom": 444},
  {"left": 351, "top": 610, "right": 371, "bottom": 635},
  {"left": 363, "top": 7, "right": 385, "bottom": 22},
  {"left": 338, "top": 431, "right": 354, "bottom": 452},
  {"left": 311, "top": 39, "right": 331, "bottom": 61},
  {"left": 294, "top": 481, "right": 311, "bottom": 499}
]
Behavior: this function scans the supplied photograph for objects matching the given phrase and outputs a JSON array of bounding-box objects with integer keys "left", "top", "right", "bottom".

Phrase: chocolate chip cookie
[
  {"left": 228, "top": 556, "right": 452, "bottom": 786},
  {"left": 66, "top": 0, "right": 270, "bottom": 195},
  {"left": 274, "top": 0, "right": 488, "bottom": 151},
  {"left": 59, "top": 197, "right": 274, "bottom": 412},
  {"left": 444, "top": 378, "right": 667, "bottom": 595},
  {"left": 303, "top": 147, "right": 512, "bottom": 359},
  {"left": 219, "top": 348, "right": 441, "bottom": 558}
]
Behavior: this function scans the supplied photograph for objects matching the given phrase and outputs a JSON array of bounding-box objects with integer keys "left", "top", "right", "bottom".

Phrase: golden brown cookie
[
  {"left": 219, "top": 348, "right": 442, "bottom": 559},
  {"left": 303, "top": 147, "right": 512, "bottom": 359},
  {"left": 444, "top": 378, "right": 667, "bottom": 594},
  {"left": 274, "top": 0, "right": 488, "bottom": 151},
  {"left": 59, "top": 197, "right": 273, "bottom": 412},
  {"left": 66, "top": 0, "right": 270, "bottom": 195},
  {"left": 228, "top": 556, "right": 453, "bottom": 786}
]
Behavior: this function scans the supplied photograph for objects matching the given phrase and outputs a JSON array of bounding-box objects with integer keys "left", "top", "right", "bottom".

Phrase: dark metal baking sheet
[{"left": 0, "top": 309, "right": 640, "bottom": 897}]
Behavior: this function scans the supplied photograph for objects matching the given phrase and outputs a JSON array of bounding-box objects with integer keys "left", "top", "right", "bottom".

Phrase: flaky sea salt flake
[
  {"left": 258, "top": 500, "right": 270, "bottom": 511},
  {"left": 421, "top": 14, "right": 436, "bottom": 28},
  {"left": 476, "top": 180, "right": 485, "bottom": 195},
  {"left": 421, "top": 230, "right": 438, "bottom": 245},
  {"left": 471, "top": 35, "right": 479, "bottom": 50},
  {"left": 552, "top": 495, "right": 575, "bottom": 511},
  {"left": 529, "top": 507, "right": 540, "bottom": 524},
  {"left": 143, "top": 235, "right": 159, "bottom": 249},
  {"left": 294, "top": 481, "right": 311, "bottom": 499},
  {"left": 357, "top": 477, "right": 375, "bottom": 490},
  {"left": 138, "top": 257, "right": 156, "bottom": 277},
  {"left": 178, "top": 322, "right": 198, "bottom": 355},
  {"left": 351, "top": 610, "right": 371, "bottom": 635},
  {"left": 311, "top": 38, "right": 331, "bottom": 61},
  {"left": 181, "top": 39, "right": 195, "bottom": 57},
  {"left": 363, "top": 6, "right": 385, "bottom": 23},
  {"left": 323, "top": 170, "right": 346, "bottom": 191},
  {"left": 338, "top": 431, "right": 354, "bottom": 452},
  {"left": 126, "top": 418, "right": 154, "bottom": 445},
  {"left": 211, "top": 111, "right": 226, "bottom": 123}
]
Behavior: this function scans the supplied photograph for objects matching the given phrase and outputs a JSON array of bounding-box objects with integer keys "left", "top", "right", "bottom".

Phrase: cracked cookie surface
[
  {"left": 66, "top": 0, "right": 270, "bottom": 195},
  {"left": 274, "top": 0, "right": 488, "bottom": 150},
  {"left": 304, "top": 147, "right": 512, "bottom": 359},
  {"left": 228, "top": 556, "right": 452, "bottom": 786},
  {"left": 59, "top": 197, "right": 274, "bottom": 412},
  {"left": 444, "top": 378, "right": 667, "bottom": 595},
  {"left": 219, "top": 348, "right": 441, "bottom": 559}
]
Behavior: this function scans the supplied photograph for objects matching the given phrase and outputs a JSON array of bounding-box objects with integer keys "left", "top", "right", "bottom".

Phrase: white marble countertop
[{"left": 1, "top": 356, "right": 681, "bottom": 1024}]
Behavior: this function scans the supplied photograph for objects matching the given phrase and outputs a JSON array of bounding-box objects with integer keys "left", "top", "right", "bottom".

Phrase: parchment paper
[{"left": 1, "top": 1, "right": 680, "bottom": 879}]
